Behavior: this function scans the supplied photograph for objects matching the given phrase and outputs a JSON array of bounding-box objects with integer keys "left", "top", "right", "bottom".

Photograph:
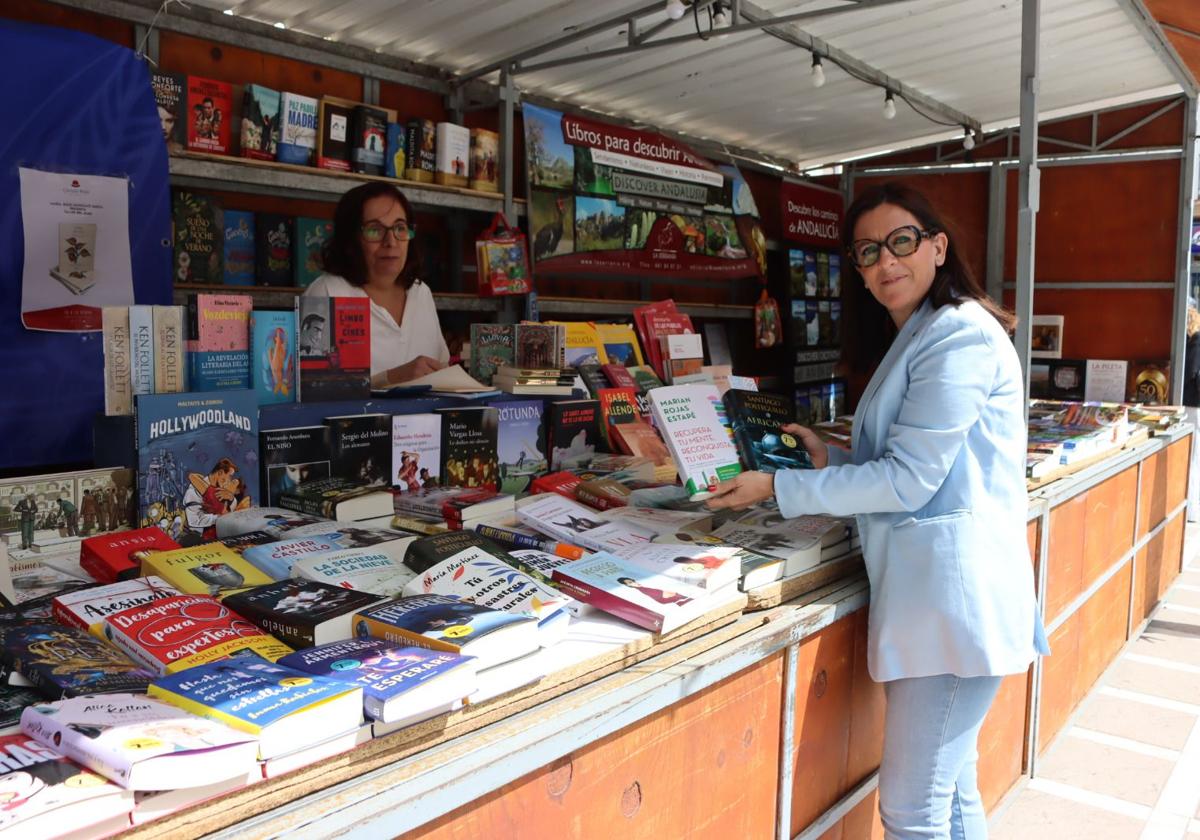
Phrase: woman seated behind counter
[{"left": 304, "top": 182, "right": 449, "bottom": 388}]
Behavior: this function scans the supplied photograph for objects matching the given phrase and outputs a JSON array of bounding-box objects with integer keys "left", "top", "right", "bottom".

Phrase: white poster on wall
[
  {"left": 1085, "top": 359, "right": 1129, "bottom": 403},
  {"left": 18, "top": 167, "right": 135, "bottom": 332}
]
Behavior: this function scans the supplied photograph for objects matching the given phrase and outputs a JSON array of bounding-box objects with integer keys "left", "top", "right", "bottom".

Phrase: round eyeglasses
[
  {"left": 849, "top": 225, "right": 938, "bottom": 268},
  {"left": 361, "top": 221, "right": 415, "bottom": 243}
]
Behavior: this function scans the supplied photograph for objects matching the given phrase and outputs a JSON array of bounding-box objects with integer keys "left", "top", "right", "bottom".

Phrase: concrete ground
[{"left": 990, "top": 522, "right": 1200, "bottom": 840}]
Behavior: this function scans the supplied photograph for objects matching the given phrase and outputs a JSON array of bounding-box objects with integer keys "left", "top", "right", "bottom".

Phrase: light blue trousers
[{"left": 879, "top": 674, "right": 1003, "bottom": 840}]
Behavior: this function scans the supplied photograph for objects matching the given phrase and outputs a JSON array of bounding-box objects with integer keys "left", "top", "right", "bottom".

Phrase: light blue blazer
[{"left": 775, "top": 298, "right": 1050, "bottom": 682}]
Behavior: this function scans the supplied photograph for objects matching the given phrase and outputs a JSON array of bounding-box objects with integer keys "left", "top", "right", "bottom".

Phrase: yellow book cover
[
  {"left": 141, "top": 543, "right": 274, "bottom": 599},
  {"left": 595, "top": 323, "right": 645, "bottom": 367},
  {"left": 352, "top": 614, "right": 456, "bottom": 654},
  {"left": 548, "top": 320, "right": 607, "bottom": 368}
]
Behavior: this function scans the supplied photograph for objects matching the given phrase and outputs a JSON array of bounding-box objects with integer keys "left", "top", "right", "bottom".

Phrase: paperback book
[
  {"left": 547, "top": 400, "right": 602, "bottom": 471},
  {"left": 151, "top": 305, "right": 187, "bottom": 394},
  {"left": 350, "top": 105, "right": 388, "bottom": 175},
  {"left": 327, "top": 414, "right": 391, "bottom": 487},
  {"left": 293, "top": 217, "right": 333, "bottom": 288},
  {"left": 291, "top": 547, "right": 415, "bottom": 595},
  {"left": 52, "top": 576, "right": 180, "bottom": 637},
  {"left": 130, "top": 305, "right": 155, "bottom": 398},
  {"left": 297, "top": 296, "right": 371, "bottom": 401},
  {"left": 0, "top": 624, "right": 153, "bottom": 698},
  {"left": 469, "top": 323, "right": 516, "bottom": 386},
  {"left": 278, "top": 476, "right": 393, "bottom": 522},
  {"left": 222, "top": 209, "right": 255, "bottom": 286},
  {"left": 78, "top": 527, "right": 180, "bottom": 585},
  {"left": 317, "top": 99, "right": 353, "bottom": 171},
  {"left": 649, "top": 385, "right": 743, "bottom": 500},
  {"left": 254, "top": 213, "right": 293, "bottom": 287},
  {"left": 223, "top": 580, "right": 386, "bottom": 648},
  {"left": 185, "top": 293, "right": 251, "bottom": 390},
  {"left": 515, "top": 494, "right": 656, "bottom": 553},
  {"left": 185, "top": 76, "right": 232, "bottom": 154},
  {"left": 240, "top": 525, "right": 415, "bottom": 579},
  {"left": 151, "top": 72, "right": 185, "bottom": 152},
  {"left": 139, "top": 543, "right": 273, "bottom": 599},
  {"left": 711, "top": 510, "right": 848, "bottom": 572},
  {"left": 102, "top": 307, "right": 133, "bottom": 415},
  {"left": 404, "top": 118, "right": 437, "bottom": 182},
  {"left": 277, "top": 92, "right": 318, "bottom": 165},
  {"left": 608, "top": 542, "right": 740, "bottom": 592},
  {"left": 250, "top": 309, "right": 297, "bottom": 405},
  {"left": 434, "top": 122, "right": 470, "bottom": 187},
  {"left": 391, "top": 487, "right": 514, "bottom": 528},
  {"left": 260, "top": 425, "right": 329, "bottom": 508},
  {"left": 493, "top": 400, "right": 546, "bottom": 495},
  {"left": 239, "top": 83, "right": 280, "bottom": 161},
  {"left": 392, "top": 413, "right": 442, "bottom": 492},
  {"left": 173, "top": 191, "right": 223, "bottom": 284},
  {"left": 515, "top": 323, "right": 566, "bottom": 369},
  {"left": 723, "top": 389, "right": 814, "bottom": 472},
  {"left": 437, "top": 407, "right": 500, "bottom": 491},
  {"left": 596, "top": 387, "right": 641, "bottom": 450}
]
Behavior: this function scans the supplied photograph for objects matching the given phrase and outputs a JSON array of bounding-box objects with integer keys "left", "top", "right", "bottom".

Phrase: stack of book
[{"left": 492, "top": 366, "right": 578, "bottom": 396}]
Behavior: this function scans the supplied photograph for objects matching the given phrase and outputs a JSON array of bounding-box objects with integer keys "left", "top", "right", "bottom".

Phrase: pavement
[{"left": 990, "top": 522, "right": 1200, "bottom": 840}]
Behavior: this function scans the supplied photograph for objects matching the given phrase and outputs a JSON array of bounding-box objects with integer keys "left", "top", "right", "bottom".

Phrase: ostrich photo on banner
[{"left": 523, "top": 104, "right": 765, "bottom": 280}]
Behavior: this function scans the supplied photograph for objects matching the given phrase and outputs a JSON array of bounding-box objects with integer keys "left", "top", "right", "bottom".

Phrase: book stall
[{"left": 0, "top": 1, "right": 1198, "bottom": 838}]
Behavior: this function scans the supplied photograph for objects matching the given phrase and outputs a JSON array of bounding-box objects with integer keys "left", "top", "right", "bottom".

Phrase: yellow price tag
[
  {"left": 442, "top": 625, "right": 473, "bottom": 639},
  {"left": 781, "top": 433, "right": 798, "bottom": 448},
  {"left": 279, "top": 677, "right": 312, "bottom": 688},
  {"left": 123, "top": 737, "right": 163, "bottom": 751}
]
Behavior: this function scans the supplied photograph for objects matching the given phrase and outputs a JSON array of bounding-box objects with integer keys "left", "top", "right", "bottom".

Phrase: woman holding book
[
  {"left": 305, "top": 182, "right": 450, "bottom": 387},
  {"left": 708, "top": 182, "right": 1048, "bottom": 840}
]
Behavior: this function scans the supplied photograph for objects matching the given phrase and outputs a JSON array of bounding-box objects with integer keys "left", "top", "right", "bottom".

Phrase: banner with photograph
[{"left": 523, "top": 103, "right": 765, "bottom": 279}]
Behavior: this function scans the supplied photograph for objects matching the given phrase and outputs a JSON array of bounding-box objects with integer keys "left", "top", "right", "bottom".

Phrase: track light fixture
[
  {"left": 665, "top": 0, "right": 686, "bottom": 21},
  {"left": 811, "top": 54, "right": 826, "bottom": 88},
  {"left": 882, "top": 91, "right": 896, "bottom": 120}
]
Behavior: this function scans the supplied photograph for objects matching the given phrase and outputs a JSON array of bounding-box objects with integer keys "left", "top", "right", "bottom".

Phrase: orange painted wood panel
[
  {"left": 1146, "top": 0, "right": 1200, "bottom": 31},
  {"left": 1136, "top": 533, "right": 1167, "bottom": 624},
  {"left": 846, "top": 608, "right": 886, "bottom": 789},
  {"left": 1014, "top": 289, "right": 1175, "bottom": 361},
  {"left": 1077, "top": 564, "right": 1134, "bottom": 699},
  {"left": 1166, "top": 438, "right": 1190, "bottom": 512},
  {"left": 1081, "top": 466, "right": 1138, "bottom": 591},
  {"left": 1045, "top": 494, "right": 1087, "bottom": 625},
  {"left": 977, "top": 670, "right": 1031, "bottom": 811},
  {"left": 4, "top": 0, "right": 134, "bottom": 46},
  {"left": 819, "top": 788, "right": 885, "bottom": 840},
  {"left": 1159, "top": 514, "right": 1186, "bottom": 600},
  {"left": 1139, "top": 450, "right": 1169, "bottom": 538},
  {"left": 789, "top": 615, "right": 856, "bottom": 836},
  {"left": 1095, "top": 98, "right": 1184, "bottom": 151},
  {"left": 406, "top": 654, "right": 784, "bottom": 840},
  {"left": 1027, "top": 518, "right": 1040, "bottom": 569},
  {"left": 1038, "top": 611, "right": 1081, "bottom": 754},
  {"left": 1165, "top": 31, "right": 1200, "bottom": 83}
]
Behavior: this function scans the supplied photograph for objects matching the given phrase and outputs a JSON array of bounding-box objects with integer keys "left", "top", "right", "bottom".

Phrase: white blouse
[{"left": 303, "top": 273, "right": 450, "bottom": 381}]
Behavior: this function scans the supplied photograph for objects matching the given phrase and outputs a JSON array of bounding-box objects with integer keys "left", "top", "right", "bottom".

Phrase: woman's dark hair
[
  {"left": 840, "top": 181, "right": 1016, "bottom": 375},
  {"left": 320, "top": 182, "right": 421, "bottom": 289}
]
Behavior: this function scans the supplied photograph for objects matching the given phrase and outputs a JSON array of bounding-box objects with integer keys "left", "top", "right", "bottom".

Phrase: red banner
[{"left": 781, "top": 180, "right": 843, "bottom": 250}]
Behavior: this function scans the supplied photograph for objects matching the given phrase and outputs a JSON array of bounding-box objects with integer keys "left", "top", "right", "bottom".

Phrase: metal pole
[
  {"left": 500, "top": 65, "right": 516, "bottom": 227},
  {"left": 1013, "top": 0, "right": 1041, "bottom": 405},
  {"left": 1170, "top": 95, "right": 1197, "bottom": 402},
  {"left": 986, "top": 161, "right": 1007, "bottom": 303}
]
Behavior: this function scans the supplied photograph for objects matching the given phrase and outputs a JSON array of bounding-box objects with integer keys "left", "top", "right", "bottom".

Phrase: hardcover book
[
  {"left": 316, "top": 99, "right": 352, "bottom": 171},
  {"left": 222, "top": 209, "right": 255, "bottom": 286},
  {"left": 240, "top": 527, "right": 416, "bottom": 580},
  {"left": 352, "top": 594, "right": 539, "bottom": 670},
  {"left": 404, "top": 118, "right": 437, "bottom": 182},
  {"left": 327, "top": 413, "right": 392, "bottom": 487},
  {"left": 239, "top": 83, "right": 280, "bottom": 161},
  {"left": 254, "top": 213, "right": 293, "bottom": 287},
  {"left": 277, "top": 92, "right": 318, "bottom": 165},
  {"left": 596, "top": 387, "right": 641, "bottom": 450},
  {"left": 547, "top": 400, "right": 601, "bottom": 471},
  {"left": 151, "top": 72, "right": 185, "bottom": 153},
  {"left": 723, "top": 389, "right": 814, "bottom": 472},
  {"left": 276, "top": 638, "right": 476, "bottom": 725},
  {"left": 437, "top": 407, "right": 500, "bottom": 491},
  {"left": 296, "top": 296, "right": 371, "bottom": 402},
  {"left": 185, "top": 76, "right": 233, "bottom": 154},
  {"left": 596, "top": 323, "right": 644, "bottom": 367},
  {"left": 608, "top": 542, "right": 740, "bottom": 593},
  {"left": 468, "top": 323, "right": 516, "bottom": 386},
  {"left": 260, "top": 425, "right": 329, "bottom": 507},
  {"left": 0, "top": 624, "right": 152, "bottom": 699},
  {"left": 52, "top": 576, "right": 180, "bottom": 637},
  {"left": 139, "top": 543, "right": 273, "bottom": 599},
  {"left": 20, "top": 694, "right": 259, "bottom": 790},
  {"left": 515, "top": 323, "right": 566, "bottom": 369},
  {"left": 293, "top": 217, "right": 333, "bottom": 288},
  {"left": 134, "top": 389, "right": 259, "bottom": 542},
  {"left": 492, "top": 399, "right": 546, "bottom": 495},
  {"left": 279, "top": 476, "right": 393, "bottom": 522},
  {"left": 469, "top": 128, "right": 500, "bottom": 192},
  {"left": 185, "top": 293, "right": 251, "bottom": 390},
  {"left": 152, "top": 305, "right": 187, "bottom": 394},
  {"left": 350, "top": 105, "right": 388, "bottom": 174},
  {"left": 173, "top": 191, "right": 223, "bottom": 284},
  {"left": 392, "top": 487, "right": 514, "bottom": 527},
  {"left": 649, "top": 385, "right": 743, "bottom": 500},
  {"left": 223, "top": 580, "right": 386, "bottom": 648},
  {"left": 79, "top": 526, "right": 181, "bottom": 585},
  {"left": 250, "top": 309, "right": 297, "bottom": 405},
  {"left": 290, "top": 547, "right": 415, "bottom": 595},
  {"left": 435, "top": 122, "right": 470, "bottom": 187},
  {"left": 392, "top": 413, "right": 442, "bottom": 492},
  {"left": 384, "top": 122, "right": 406, "bottom": 179},
  {"left": 102, "top": 306, "right": 133, "bottom": 415},
  {"left": 147, "top": 656, "right": 364, "bottom": 760},
  {"left": 515, "top": 493, "right": 656, "bottom": 553}
]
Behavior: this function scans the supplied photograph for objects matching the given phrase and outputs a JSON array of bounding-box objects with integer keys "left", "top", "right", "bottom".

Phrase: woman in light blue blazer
[{"left": 709, "top": 183, "right": 1048, "bottom": 839}]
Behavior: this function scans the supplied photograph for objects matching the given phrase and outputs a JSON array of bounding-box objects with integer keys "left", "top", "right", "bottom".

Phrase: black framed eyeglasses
[
  {"left": 360, "top": 221, "right": 416, "bottom": 243},
  {"left": 849, "top": 225, "right": 938, "bottom": 268}
]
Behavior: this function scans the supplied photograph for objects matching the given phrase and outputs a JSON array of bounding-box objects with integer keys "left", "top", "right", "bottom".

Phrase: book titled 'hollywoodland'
[
  {"left": 134, "top": 389, "right": 259, "bottom": 542},
  {"left": 297, "top": 296, "right": 371, "bottom": 401},
  {"left": 186, "top": 294, "right": 251, "bottom": 390},
  {"left": 723, "top": 389, "right": 814, "bottom": 472}
]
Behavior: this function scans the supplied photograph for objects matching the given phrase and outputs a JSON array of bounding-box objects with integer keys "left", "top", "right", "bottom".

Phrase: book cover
[
  {"left": 20, "top": 694, "right": 259, "bottom": 791},
  {"left": 649, "top": 385, "right": 743, "bottom": 500},
  {"left": 296, "top": 296, "right": 371, "bottom": 402},
  {"left": 52, "top": 576, "right": 180, "bottom": 637},
  {"left": 350, "top": 105, "right": 388, "bottom": 175},
  {"left": 152, "top": 305, "right": 186, "bottom": 394},
  {"left": 576, "top": 363, "right": 609, "bottom": 398},
  {"left": 102, "top": 306, "right": 133, "bottom": 415},
  {"left": 103, "top": 593, "right": 292, "bottom": 675},
  {"left": 712, "top": 510, "right": 847, "bottom": 570},
  {"left": 574, "top": 478, "right": 631, "bottom": 511},
  {"left": 254, "top": 213, "right": 293, "bottom": 287},
  {"left": 278, "top": 476, "right": 393, "bottom": 522},
  {"left": 185, "top": 293, "right": 251, "bottom": 390},
  {"left": 277, "top": 92, "right": 318, "bottom": 165},
  {"left": 434, "top": 122, "right": 470, "bottom": 187},
  {"left": 643, "top": 308, "right": 694, "bottom": 381},
  {"left": 0, "top": 624, "right": 152, "bottom": 699},
  {"left": 151, "top": 72, "right": 185, "bottom": 153},
  {"left": 469, "top": 324, "right": 516, "bottom": 386},
  {"left": 392, "top": 413, "right": 442, "bottom": 492},
  {"left": 469, "top": 128, "right": 499, "bottom": 192},
  {"left": 222, "top": 209, "right": 255, "bottom": 286},
  {"left": 293, "top": 217, "right": 333, "bottom": 288},
  {"left": 240, "top": 533, "right": 342, "bottom": 580},
  {"left": 291, "top": 547, "right": 414, "bottom": 595},
  {"left": 404, "top": 118, "right": 437, "bottom": 182},
  {"left": 596, "top": 323, "right": 644, "bottom": 367},
  {"left": 250, "top": 309, "right": 297, "bottom": 405},
  {"left": 0, "top": 686, "right": 43, "bottom": 730},
  {"left": 260, "top": 425, "right": 329, "bottom": 508},
  {"left": 217, "top": 530, "right": 278, "bottom": 555},
  {"left": 327, "top": 414, "right": 392, "bottom": 487},
  {"left": 515, "top": 494, "right": 655, "bottom": 553},
  {"left": 601, "top": 363, "right": 638, "bottom": 390},
  {"left": 79, "top": 527, "right": 181, "bottom": 585},
  {"left": 316, "top": 99, "right": 352, "bottom": 171},
  {"left": 384, "top": 122, "right": 406, "bottom": 179},
  {"left": 437, "top": 407, "right": 500, "bottom": 491},
  {"left": 596, "top": 387, "right": 641, "bottom": 450},
  {"left": 135, "top": 389, "right": 259, "bottom": 543},
  {"left": 185, "top": 76, "right": 233, "bottom": 154},
  {"left": 610, "top": 419, "right": 673, "bottom": 471},
  {"left": 223, "top": 580, "right": 385, "bottom": 648},
  {"left": 241, "top": 526, "right": 414, "bottom": 580},
  {"left": 628, "top": 365, "right": 664, "bottom": 392},
  {"left": 547, "top": 400, "right": 601, "bottom": 471},
  {"left": 723, "top": 389, "right": 814, "bottom": 472},
  {"left": 140, "top": 543, "right": 273, "bottom": 599},
  {"left": 608, "top": 542, "right": 740, "bottom": 593},
  {"left": 492, "top": 400, "right": 546, "bottom": 495},
  {"left": 213, "top": 507, "right": 327, "bottom": 541},
  {"left": 239, "top": 83, "right": 280, "bottom": 161},
  {"left": 555, "top": 321, "right": 605, "bottom": 369},
  {"left": 515, "top": 323, "right": 565, "bottom": 369},
  {"left": 173, "top": 191, "right": 223, "bottom": 284}
]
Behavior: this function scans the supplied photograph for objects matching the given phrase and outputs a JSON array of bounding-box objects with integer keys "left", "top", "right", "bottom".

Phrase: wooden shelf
[
  {"left": 172, "top": 284, "right": 502, "bottom": 312},
  {"left": 169, "top": 152, "right": 524, "bottom": 216},
  {"left": 537, "top": 295, "right": 754, "bottom": 320}
]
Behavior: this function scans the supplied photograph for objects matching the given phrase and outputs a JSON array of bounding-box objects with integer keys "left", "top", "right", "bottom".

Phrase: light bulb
[
  {"left": 811, "top": 55, "right": 826, "bottom": 88},
  {"left": 882, "top": 91, "right": 897, "bottom": 120},
  {"left": 712, "top": 6, "right": 729, "bottom": 26},
  {"left": 665, "top": 0, "right": 686, "bottom": 20},
  {"left": 963, "top": 129, "right": 976, "bottom": 151}
]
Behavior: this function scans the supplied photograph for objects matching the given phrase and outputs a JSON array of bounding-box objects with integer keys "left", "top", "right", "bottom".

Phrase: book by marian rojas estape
[{"left": 135, "top": 390, "right": 259, "bottom": 545}]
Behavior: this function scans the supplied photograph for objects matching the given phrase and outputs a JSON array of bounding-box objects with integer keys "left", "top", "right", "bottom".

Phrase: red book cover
[
  {"left": 551, "top": 569, "right": 665, "bottom": 633},
  {"left": 530, "top": 471, "right": 582, "bottom": 499},
  {"left": 601, "top": 363, "right": 638, "bottom": 390},
  {"left": 596, "top": 387, "right": 641, "bottom": 450},
  {"left": 297, "top": 296, "right": 371, "bottom": 401},
  {"left": 80, "top": 527, "right": 182, "bottom": 584},
  {"left": 633, "top": 300, "right": 677, "bottom": 381},
  {"left": 185, "top": 76, "right": 233, "bottom": 155}
]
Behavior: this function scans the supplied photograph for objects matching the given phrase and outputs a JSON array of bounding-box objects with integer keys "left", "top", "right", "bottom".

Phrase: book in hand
[
  {"left": 353, "top": 595, "right": 539, "bottom": 670},
  {"left": 0, "top": 733, "right": 134, "bottom": 838},
  {"left": 279, "top": 476, "right": 393, "bottom": 522},
  {"left": 649, "top": 384, "right": 742, "bottom": 500},
  {"left": 277, "top": 638, "right": 477, "bottom": 726},
  {"left": 52, "top": 576, "right": 180, "bottom": 638},
  {"left": 148, "top": 656, "right": 364, "bottom": 760},
  {"left": 140, "top": 543, "right": 274, "bottom": 599},
  {"left": 291, "top": 548, "right": 415, "bottom": 596},
  {"left": 0, "top": 624, "right": 153, "bottom": 699},
  {"left": 723, "top": 389, "right": 814, "bottom": 472},
  {"left": 608, "top": 543, "right": 741, "bottom": 593},
  {"left": 20, "top": 694, "right": 259, "bottom": 790},
  {"left": 79, "top": 527, "right": 182, "bottom": 584},
  {"left": 551, "top": 551, "right": 715, "bottom": 634},
  {"left": 224, "top": 580, "right": 386, "bottom": 649}
]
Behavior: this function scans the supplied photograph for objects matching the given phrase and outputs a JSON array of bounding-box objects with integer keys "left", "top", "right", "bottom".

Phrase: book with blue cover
[
  {"left": 250, "top": 309, "right": 296, "bottom": 405},
  {"left": 0, "top": 624, "right": 153, "bottom": 699},
  {"left": 222, "top": 210, "right": 255, "bottom": 286},
  {"left": 277, "top": 637, "right": 477, "bottom": 724},
  {"left": 242, "top": 526, "right": 415, "bottom": 580},
  {"left": 491, "top": 399, "right": 547, "bottom": 495}
]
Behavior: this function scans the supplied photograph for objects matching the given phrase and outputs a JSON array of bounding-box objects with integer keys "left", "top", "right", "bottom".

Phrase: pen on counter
[{"left": 473, "top": 524, "right": 586, "bottom": 560}]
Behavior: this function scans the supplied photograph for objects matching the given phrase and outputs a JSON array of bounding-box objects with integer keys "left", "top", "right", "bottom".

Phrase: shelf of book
[
  {"left": 169, "top": 152, "right": 525, "bottom": 217},
  {"left": 172, "top": 284, "right": 503, "bottom": 313},
  {"left": 537, "top": 296, "right": 755, "bottom": 321}
]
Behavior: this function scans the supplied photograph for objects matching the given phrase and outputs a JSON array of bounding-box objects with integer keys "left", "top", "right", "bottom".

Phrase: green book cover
[{"left": 293, "top": 217, "right": 333, "bottom": 288}]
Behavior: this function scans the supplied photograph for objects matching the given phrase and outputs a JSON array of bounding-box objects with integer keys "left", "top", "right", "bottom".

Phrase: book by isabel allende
[
  {"left": 296, "top": 296, "right": 371, "bottom": 402},
  {"left": 723, "top": 388, "right": 814, "bottom": 472},
  {"left": 596, "top": 387, "right": 641, "bottom": 451}
]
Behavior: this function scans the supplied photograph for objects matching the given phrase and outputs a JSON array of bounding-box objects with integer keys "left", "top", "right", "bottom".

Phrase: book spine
[
  {"left": 574, "top": 486, "right": 620, "bottom": 511},
  {"left": 22, "top": 715, "right": 130, "bottom": 785},
  {"left": 102, "top": 307, "right": 133, "bottom": 415},
  {"left": 152, "top": 305, "right": 187, "bottom": 394},
  {"left": 550, "top": 572, "right": 664, "bottom": 633},
  {"left": 278, "top": 490, "right": 328, "bottom": 519},
  {"left": 105, "top": 627, "right": 166, "bottom": 675},
  {"left": 356, "top": 616, "right": 459, "bottom": 654},
  {"left": 129, "top": 305, "right": 155, "bottom": 397},
  {"left": 50, "top": 602, "right": 88, "bottom": 632}
]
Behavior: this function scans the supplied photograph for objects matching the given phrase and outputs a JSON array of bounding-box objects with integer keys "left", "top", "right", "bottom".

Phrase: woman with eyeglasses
[
  {"left": 305, "top": 182, "right": 449, "bottom": 387},
  {"left": 708, "top": 182, "right": 1047, "bottom": 839}
]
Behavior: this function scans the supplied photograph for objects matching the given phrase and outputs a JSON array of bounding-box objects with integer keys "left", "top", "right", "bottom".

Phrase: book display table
[{"left": 109, "top": 426, "right": 1191, "bottom": 840}]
